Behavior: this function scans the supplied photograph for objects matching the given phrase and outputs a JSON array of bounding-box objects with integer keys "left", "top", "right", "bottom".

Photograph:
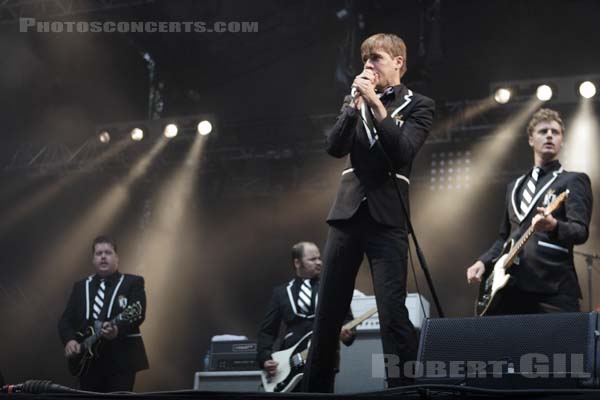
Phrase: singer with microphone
[{"left": 302, "top": 33, "right": 435, "bottom": 392}]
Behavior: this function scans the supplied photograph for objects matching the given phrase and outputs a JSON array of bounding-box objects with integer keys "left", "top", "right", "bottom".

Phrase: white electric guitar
[
  {"left": 475, "top": 190, "right": 569, "bottom": 316},
  {"left": 260, "top": 306, "right": 378, "bottom": 393}
]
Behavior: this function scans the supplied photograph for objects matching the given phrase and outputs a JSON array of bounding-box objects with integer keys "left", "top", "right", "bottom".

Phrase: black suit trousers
[
  {"left": 303, "top": 202, "right": 418, "bottom": 392},
  {"left": 486, "top": 284, "right": 580, "bottom": 315},
  {"left": 80, "top": 361, "right": 136, "bottom": 393}
]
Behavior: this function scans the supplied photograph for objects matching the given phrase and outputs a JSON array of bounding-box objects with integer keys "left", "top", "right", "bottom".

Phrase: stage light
[
  {"left": 536, "top": 84, "right": 553, "bottom": 101},
  {"left": 336, "top": 8, "right": 350, "bottom": 20},
  {"left": 99, "top": 131, "right": 111, "bottom": 143},
  {"left": 164, "top": 123, "right": 178, "bottom": 138},
  {"left": 131, "top": 128, "right": 144, "bottom": 141},
  {"left": 494, "top": 88, "right": 511, "bottom": 104},
  {"left": 579, "top": 81, "right": 597, "bottom": 99},
  {"left": 197, "top": 120, "right": 212, "bottom": 136}
]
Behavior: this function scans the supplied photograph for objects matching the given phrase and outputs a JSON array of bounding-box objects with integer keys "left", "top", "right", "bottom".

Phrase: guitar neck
[
  {"left": 296, "top": 307, "right": 379, "bottom": 362},
  {"left": 505, "top": 225, "right": 535, "bottom": 266},
  {"left": 342, "top": 306, "right": 378, "bottom": 331},
  {"left": 109, "top": 313, "right": 123, "bottom": 326},
  {"left": 504, "top": 190, "right": 569, "bottom": 268}
]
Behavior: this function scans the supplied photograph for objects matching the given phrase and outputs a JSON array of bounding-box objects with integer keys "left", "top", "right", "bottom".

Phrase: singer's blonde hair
[{"left": 360, "top": 33, "right": 407, "bottom": 78}]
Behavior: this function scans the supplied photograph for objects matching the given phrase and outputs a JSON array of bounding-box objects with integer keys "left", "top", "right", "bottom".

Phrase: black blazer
[
  {"left": 326, "top": 84, "right": 435, "bottom": 228},
  {"left": 256, "top": 278, "right": 353, "bottom": 368},
  {"left": 58, "top": 272, "right": 149, "bottom": 373},
  {"left": 479, "top": 163, "right": 593, "bottom": 297}
]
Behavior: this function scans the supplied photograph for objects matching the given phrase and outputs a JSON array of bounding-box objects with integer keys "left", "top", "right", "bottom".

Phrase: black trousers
[
  {"left": 79, "top": 361, "right": 136, "bottom": 393},
  {"left": 303, "top": 203, "right": 418, "bottom": 392},
  {"left": 487, "top": 284, "right": 580, "bottom": 315}
]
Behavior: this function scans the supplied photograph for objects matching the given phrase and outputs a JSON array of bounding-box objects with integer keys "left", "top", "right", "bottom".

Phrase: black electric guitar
[
  {"left": 475, "top": 190, "right": 569, "bottom": 316},
  {"left": 67, "top": 301, "right": 142, "bottom": 376},
  {"left": 260, "top": 306, "right": 378, "bottom": 393}
]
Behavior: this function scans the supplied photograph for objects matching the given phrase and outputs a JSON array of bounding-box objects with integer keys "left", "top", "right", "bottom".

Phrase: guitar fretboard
[{"left": 504, "top": 190, "right": 568, "bottom": 269}]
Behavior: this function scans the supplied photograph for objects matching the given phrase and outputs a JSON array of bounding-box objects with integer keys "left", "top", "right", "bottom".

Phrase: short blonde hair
[
  {"left": 360, "top": 33, "right": 407, "bottom": 78},
  {"left": 527, "top": 108, "right": 565, "bottom": 136}
]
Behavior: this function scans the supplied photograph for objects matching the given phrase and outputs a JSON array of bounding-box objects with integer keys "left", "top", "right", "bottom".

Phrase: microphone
[
  {"left": 351, "top": 86, "right": 359, "bottom": 99},
  {"left": 1, "top": 380, "right": 77, "bottom": 394}
]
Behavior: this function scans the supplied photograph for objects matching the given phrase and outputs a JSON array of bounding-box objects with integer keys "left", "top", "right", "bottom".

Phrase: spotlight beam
[
  {"left": 430, "top": 97, "right": 498, "bottom": 141},
  {"left": 563, "top": 100, "right": 599, "bottom": 181},
  {"left": 19, "top": 137, "right": 169, "bottom": 312},
  {"left": 133, "top": 135, "right": 207, "bottom": 380},
  {"left": 0, "top": 137, "right": 131, "bottom": 236},
  {"left": 562, "top": 99, "right": 600, "bottom": 312},
  {"left": 413, "top": 98, "right": 542, "bottom": 260}
]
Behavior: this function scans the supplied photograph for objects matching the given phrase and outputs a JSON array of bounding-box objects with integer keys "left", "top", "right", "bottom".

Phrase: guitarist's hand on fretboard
[
  {"left": 339, "top": 327, "right": 354, "bottom": 344},
  {"left": 100, "top": 322, "right": 118, "bottom": 340},
  {"left": 532, "top": 206, "right": 558, "bottom": 232}
]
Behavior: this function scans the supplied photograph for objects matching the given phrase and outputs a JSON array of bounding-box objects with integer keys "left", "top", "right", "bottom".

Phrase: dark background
[{"left": 0, "top": 0, "right": 599, "bottom": 391}]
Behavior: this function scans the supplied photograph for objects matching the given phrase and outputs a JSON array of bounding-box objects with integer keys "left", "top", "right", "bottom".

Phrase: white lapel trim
[
  {"left": 537, "top": 240, "right": 569, "bottom": 254},
  {"left": 513, "top": 167, "right": 563, "bottom": 223},
  {"left": 286, "top": 279, "right": 298, "bottom": 315},
  {"left": 85, "top": 275, "right": 93, "bottom": 320},
  {"left": 510, "top": 174, "right": 526, "bottom": 222},
  {"left": 390, "top": 89, "right": 413, "bottom": 118},
  {"left": 360, "top": 103, "right": 378, "bottom": 147},
  {"left": 394, "top": 173, "right": 410, "bottom": 184},
  {"left": 359, "top": 88, "right": 413, "bottom": 147},
  {"left": 360, "top": 89, "right": 414, "bottom": 147},
  {"left": 106, "top": 274, "right": 125, "bottom": 318},
  {"left": 286, "top": 279, "right": 314, "bottom": 319}
]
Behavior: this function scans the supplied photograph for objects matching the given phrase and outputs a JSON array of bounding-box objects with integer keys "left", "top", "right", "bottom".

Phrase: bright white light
[
  {"left": 99, "top": 131, "right": 111, "bottom": 143},
  {"left": 536, "top": 84, "right": 553, "bottom": 101},
  {"left": 131, "top": 128, "right": 144, "bottom": 141},
  {"left": 579, "top": 81, "right": 597, "bottom": 99},
  {"left": 494, "top": 88, "right": 511, "bottom": 104},
  {"left": 164, "top": 123, "right": 178, "bottom": 138},
  {"left": 197, "top": 120, "right": 213, "bottom": 136},
  {"left": 563, "top": 101, "right": 598, "bottom": 179}
]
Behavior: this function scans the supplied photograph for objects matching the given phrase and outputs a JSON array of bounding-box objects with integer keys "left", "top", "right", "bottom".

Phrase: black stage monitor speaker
[{"left": 416, "top": 312, "right": 599, "bottom": 389}]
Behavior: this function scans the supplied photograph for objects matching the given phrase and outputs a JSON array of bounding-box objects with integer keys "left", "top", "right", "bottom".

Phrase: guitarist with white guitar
[
  {"left": 256, "top": 242, "right": 354, "bottom": 391},
  {"left": 467, "top": 108, "right": 593, "bottom": 315},
  {"left": 58, "top": 235, "right": 149, "bottom": 392}
]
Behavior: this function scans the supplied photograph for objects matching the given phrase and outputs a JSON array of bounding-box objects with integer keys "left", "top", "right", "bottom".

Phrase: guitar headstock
[
  {"left": 544, "top": 189, "right": 569, "bottom": 215},
  {"left": 119, "top": 301, "right": 143, "bottom": 323}
]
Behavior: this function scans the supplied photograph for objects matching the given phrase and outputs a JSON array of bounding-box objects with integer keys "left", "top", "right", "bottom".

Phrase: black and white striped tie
[
  {"left": 520, "top": 167, "right": 541, "bottom": 214},
  {"left": 297, "top": 279, "right": 312, "bottom": 314},
  {"left": 92, "top": 279, "right": 106, "bottom": 320}
]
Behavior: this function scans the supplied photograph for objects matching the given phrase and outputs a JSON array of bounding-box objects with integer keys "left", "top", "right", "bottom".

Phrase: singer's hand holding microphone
[{"left": 350, "top": 69, "right": 379, "bottom": 109}]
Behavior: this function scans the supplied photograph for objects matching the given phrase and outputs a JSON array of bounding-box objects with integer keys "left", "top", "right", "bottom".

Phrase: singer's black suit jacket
[
  {"left": 479, "top": 161, "right": 593, "bottom": 298},
  {"left": 326, "top": 84, "right": 435, "bottom": 228},
  {"left": 58, "top": 272, "right": 149, "bottom": 374}
]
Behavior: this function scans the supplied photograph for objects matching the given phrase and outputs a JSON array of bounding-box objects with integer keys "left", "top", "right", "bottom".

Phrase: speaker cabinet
[{"left": 416, "top": 312, "right": 599, "bottom": 388}]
